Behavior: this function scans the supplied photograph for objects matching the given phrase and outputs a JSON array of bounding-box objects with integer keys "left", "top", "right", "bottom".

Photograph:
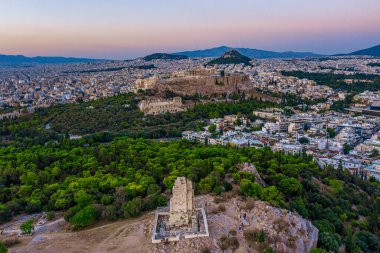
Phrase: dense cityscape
[{"left": 1, "top": 1, "right": 380, "bottom": 253}]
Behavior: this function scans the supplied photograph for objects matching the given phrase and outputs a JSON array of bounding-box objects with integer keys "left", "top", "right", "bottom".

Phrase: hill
[
  {"left": 206, "top": 50, "right": 252, "bottom": 66},
  {"left": 348, "top": 44, "right": 380, "bottom": 57},
  {"left": 0, "top": 54, "right": 106, "bottom": 65},
  {"left": 174, "top": 46, "right": 321, "bottom": 59},
  {"left": 143, "top": 53, "right": 188, "bottom": 61}
]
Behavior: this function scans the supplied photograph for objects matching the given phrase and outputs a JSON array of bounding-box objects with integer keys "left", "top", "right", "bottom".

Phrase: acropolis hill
[{"left": 135, "top": 66, "right": 277, "bottom": 115}]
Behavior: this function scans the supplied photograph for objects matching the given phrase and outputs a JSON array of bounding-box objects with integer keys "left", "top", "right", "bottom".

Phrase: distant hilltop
[
  {"left": 173, "top": 46, "right": 322, "bottom": 59},
  {"left": 206, "top": 50, "right": 252, "bottom": 66},
  {"left": 347, "top": 44, "right": 380, "bottom": 57},
  {"left": 143, "top": 53, "right": 188, "bottom": 61},
  {"left": 0, "top": 54, "right": 106, "bottom": 65}
]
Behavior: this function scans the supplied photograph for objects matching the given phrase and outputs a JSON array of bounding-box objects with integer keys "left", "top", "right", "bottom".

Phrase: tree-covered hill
[
  {"left": 0, "top": 137, "right": 379, "bottom": 252},
  {"left": 143, "top": 53, "right": 188, "bottom": 61},
  {"left": 0, "top": 92, "right": 277, "bottom": 147},
  {"left": 281, "top": 71, "right": 380, "bottom": 92},
  {"left": 206, "top": 50, "right": 253, "bottom": 66}
]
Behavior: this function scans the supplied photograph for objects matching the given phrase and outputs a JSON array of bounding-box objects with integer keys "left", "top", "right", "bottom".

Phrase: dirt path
[{"left": 8, "top": 213, "right": 154, "bottom": 253}]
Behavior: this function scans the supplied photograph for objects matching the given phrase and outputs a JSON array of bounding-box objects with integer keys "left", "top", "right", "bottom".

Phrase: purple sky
[{"left": 1, "top": 0, "right": 380, "bottom": 59}]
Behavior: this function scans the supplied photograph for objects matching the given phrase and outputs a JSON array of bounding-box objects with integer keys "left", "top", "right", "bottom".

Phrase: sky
[{"left": 0, "top": 0, "right": 380, "bottom": 59}]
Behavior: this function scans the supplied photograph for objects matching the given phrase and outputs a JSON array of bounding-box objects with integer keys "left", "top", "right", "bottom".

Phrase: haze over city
[{"left": 1, "top": 0, "right": 380, "bottom": 59}]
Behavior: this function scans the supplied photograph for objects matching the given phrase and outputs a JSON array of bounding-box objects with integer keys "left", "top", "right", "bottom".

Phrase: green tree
[
  {"left": 327, "top": 128, "right": 336, "bottom": 138},
  {"left": 345, "top": 229, "right": 361, "bottom": 253},
  {"left": 279, "top": 178, "right": 302, "bottom": 196},
  {"left": 261, "top": 186, "right": 285, "bottom": 207},
  {"left": 74, "top": 190, "right": 93, "bottom": 207},
  {"left": 318, "top": 232, "right": 340, "bottom": 253},
  {"left": 298, "top": 137, "right": 310, "bottom": 145},
  {"left": 343, "top": 143, "right": 352, "bottom": 155},
  {"left": 290, "top": 197, "right": 308, "bottom": 217},
  {"left": 208, "top": 124, "right": 217, "bottom": 133},
  {"left": 356, "top": 231, "right": 379, "bottom": 252},
  {"left": 370, "top": 149, "right": 379, "bottom": 158},
  {"left": 240, "top": 179, "right": 262, "bottom": 198}
]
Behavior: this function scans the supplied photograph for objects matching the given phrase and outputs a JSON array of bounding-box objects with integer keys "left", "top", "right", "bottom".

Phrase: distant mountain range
[
  {"left": 1, "top": 44, "right": 380, "bottom": 66},
  {"left": 206, "top": 50, "right": 252, "bottom": 66},
  {"left": 143, "top": 53, "right": 188, "bottom": 61},
  {"left": 0, "top": 54, "right": 105, "bottom": 65},
  {"left": 173, "top": 46, "right": 322, "bottom": 59},
  {"left": 348, "top": 44, "right": 380, "bottom": 57}
]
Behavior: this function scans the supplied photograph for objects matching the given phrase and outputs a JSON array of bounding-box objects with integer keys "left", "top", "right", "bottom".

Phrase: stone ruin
[
  {"left": 138, "top": 97, "right": 186, "bottom": 115},
  {"left": 152, "top": 177, "right": 209, "bottom": 243},
  {"left": 169, "top": 177, "right": 195, "bottom": 227}
]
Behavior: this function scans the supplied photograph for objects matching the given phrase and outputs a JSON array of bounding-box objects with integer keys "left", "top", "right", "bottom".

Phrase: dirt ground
[
  {"left": 3, "top": 194, "right": 317, "bottom": 253},
  {"left": 5, "top": 214, "right": 155, "bottom": 253}
]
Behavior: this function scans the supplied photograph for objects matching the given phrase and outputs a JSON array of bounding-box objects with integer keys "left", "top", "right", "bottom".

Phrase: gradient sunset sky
[{"left": 1, "top": 0, "right": 380, "bottom": 59}]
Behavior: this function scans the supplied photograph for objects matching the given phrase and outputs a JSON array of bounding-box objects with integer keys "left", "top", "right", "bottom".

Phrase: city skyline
[{"left": 1, "top": 0, "right": 380, "bottom": 59}]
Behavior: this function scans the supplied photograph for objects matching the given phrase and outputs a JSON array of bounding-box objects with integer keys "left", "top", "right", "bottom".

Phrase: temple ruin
[
  {"left": 152, "top": 177, "right": 209, "bottom": 243},
  {"left": 138, "top": 97, "right": 186, "bottom": 115}
]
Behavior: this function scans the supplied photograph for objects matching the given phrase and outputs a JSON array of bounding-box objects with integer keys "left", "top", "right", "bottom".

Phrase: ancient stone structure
[
  {"left": 152, "top": 177, "right": 209, "bottom": 243},
  {"left": 187, "top": 68, "right": 218, "bottom": 77},
  {"left": 168, "top": 177, "right": 195, "bottom": 227},
  {"left": 138, "top": 97, "right": 185, "bottom": 115},
  {"left": 134, "top": 76, "right": 158, "bottom": 91},
  {"left": 134, "top": 67, "right": 251, "bottom": 98},
  {"left": 156, "top": 74, "right": 250, "bottom": 96}
]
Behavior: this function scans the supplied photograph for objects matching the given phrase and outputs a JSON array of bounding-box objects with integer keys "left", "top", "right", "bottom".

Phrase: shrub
[
  {"left": 244, "top": 229, "right": 259, "bottom": 243},
  {"left": 69, "top": 205, "right": 97, "bottom": 230},
  {"left": 214, "top": 186, "right": 223, "bottom": 196},
  {"left": 218, "top": 204, "right": 226, "bottom": 212},
  {"left": 1, "top": 237, "right": 20, "bottom": 248},
  {"left": 259, "top": 230, "right": 266, "bottom": 243},
  {"left": 123, "top": 198, "right": 143, "bottom": 218},
  {"left": 200, "top": 246, "right": 211, "bottom": 253},
  {"left": 20, "top": 219, "right": 34, "bottom": 235},
  {"left": 263, "top": 247, "right": 276, "bottom": 253},
  {"left": 101, "top": 205, "right": 117, "bottom": 221},
  {"left": 46, "top": 211, "right": 55, "bottom": 221},
  {"left": 229, "top": 228, "right": 237, "bottom": 236},
  {"left": 64, "top": 206, "right": 82, "bottom": 222},
  {"left": 220, "top": 236, "right": 239, "bottom": 251}
]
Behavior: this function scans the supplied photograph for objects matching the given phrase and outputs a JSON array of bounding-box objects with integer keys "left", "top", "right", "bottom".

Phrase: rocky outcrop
[
  {"left": 249, "top": 201, "right": 318, "bottom": 253},
  {"left": 190, "top": 195, "right": 318, "bottom": 253},
  {"left": 238, "top": 163, "right": 267, "bottom": 186}
]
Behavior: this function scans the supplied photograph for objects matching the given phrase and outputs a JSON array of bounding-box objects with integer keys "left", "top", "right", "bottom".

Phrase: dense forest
[
  {"left": 0, "top": 137, "right": 379, "bottom": 252},
  {"left": 281, "top": 71, "right": 380, "bottom": 92},
  {"left": 0, "top": 93, "right": 277, "bottom": 147}
]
